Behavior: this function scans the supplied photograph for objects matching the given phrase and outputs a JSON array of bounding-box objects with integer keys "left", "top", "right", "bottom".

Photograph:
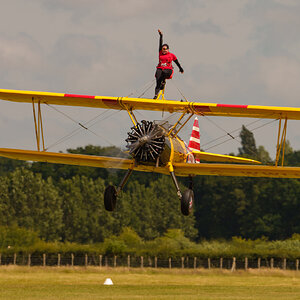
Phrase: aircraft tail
[{"left": 188, "top": 117, "right": 200, "bottom": 163}]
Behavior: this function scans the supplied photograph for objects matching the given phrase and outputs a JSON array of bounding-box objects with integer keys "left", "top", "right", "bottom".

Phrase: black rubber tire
[
  {"left": 104, "top": 185, "right": 117, "bottom": 211},
  {"left": 181, "top": 189, "right": 194, "bottom": 216}
]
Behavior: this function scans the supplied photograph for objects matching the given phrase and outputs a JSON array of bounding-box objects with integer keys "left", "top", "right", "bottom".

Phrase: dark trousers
[{"left": 154, "top": 68, "right": 173, "bottom": 96}]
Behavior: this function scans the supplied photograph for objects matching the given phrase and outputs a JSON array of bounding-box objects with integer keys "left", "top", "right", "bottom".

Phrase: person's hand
[
  {"left": 158, "top": 29, "right": 163, "bottom": 36},
  {"left": 179, "top": 68, "right": 184, "bottom": 74}
]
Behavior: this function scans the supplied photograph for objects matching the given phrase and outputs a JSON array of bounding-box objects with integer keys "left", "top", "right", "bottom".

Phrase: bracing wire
[
  {"left": 126, "top": 79, "right": 155, "bottom": 98},
  {"left": 45, "top": 104, "right": 121, "bottom": 151},
  {"left": 137, "top": 80, "right": 155, "bottom": 98},
  {"left": 45, "top": 113, "right": 117, "bottom": 150},
  {"left": 46, "top": 78, "right": 157, "bottom": 152},
  {"left": 164, "top": 79, "right": 278, "bottom": 159},
  {"left": 201, "top": 118, "right": 266, "bottom": 148},
  {"left": 203, "top": 119, "right": 278, "bottom": 155},
  {"left": 170, "top": 79, "right": 188, "bottom": 102}
]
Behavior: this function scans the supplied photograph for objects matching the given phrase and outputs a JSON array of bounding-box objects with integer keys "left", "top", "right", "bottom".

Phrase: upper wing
[{"left": 1, "top": 88, "right": 300, "bottom": 120}]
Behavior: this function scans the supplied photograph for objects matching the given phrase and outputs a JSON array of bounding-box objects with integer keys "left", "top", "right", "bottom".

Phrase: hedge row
[{"left": 1, "top": 227, "right": 300, "bottom": 259}]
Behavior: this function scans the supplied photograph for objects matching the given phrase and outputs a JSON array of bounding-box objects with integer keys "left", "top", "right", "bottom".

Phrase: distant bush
[
  {"left": 0, "top": 226, "right": 40, "bottom": 251},
  {"left": 1, "top": 226, "right": 300, "bottom": 260}
]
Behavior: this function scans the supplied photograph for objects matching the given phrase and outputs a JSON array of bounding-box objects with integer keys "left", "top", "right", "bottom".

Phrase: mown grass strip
[{"left": 0, "top": 266, "right": 300, "bottom": 299}]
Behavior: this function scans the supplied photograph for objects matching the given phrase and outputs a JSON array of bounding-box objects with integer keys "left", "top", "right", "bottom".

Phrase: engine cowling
[{"left": 126, "top": 120, "right": 165, "bottom": 163}]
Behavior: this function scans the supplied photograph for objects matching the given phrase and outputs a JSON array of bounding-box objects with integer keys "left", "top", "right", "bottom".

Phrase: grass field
[{"left": 0, "top": 266, "right": 300, "bottom": 299}]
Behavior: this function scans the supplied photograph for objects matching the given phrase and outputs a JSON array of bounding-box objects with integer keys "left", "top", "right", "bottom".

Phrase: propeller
[{"left": 126, "top": 120, "right": 165, "bottom": 163}]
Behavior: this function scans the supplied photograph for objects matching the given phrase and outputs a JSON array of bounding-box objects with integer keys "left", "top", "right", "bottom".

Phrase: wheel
[
  {"left": 104, "top": 185, "right": 117, "bottom": 211},
  {"left": 181, "top": 189, "right": 194, "bottom": 216}
]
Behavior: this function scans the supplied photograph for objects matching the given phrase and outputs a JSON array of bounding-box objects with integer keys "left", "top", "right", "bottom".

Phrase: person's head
[{"left": 161, "top": 44, "right": 169, "bottom": 54}]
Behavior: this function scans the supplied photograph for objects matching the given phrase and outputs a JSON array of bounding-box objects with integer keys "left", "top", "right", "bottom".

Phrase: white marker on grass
[{"left": 104, "top": 278, "right": 113, "bottom": 285}]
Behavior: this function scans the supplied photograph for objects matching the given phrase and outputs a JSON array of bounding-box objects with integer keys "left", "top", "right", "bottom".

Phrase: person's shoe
[{"left": 153, "top": 94, "right": 158, "bottom": 99}]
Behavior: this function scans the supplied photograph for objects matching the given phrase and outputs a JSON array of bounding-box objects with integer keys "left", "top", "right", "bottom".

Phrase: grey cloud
[
  {"left": 41, "top": 32, "right": 155, "bottom": 95},
  {"left": 244, "top": 0, "right": 300, "bottom": 56},
  {"left": 188, "top": 48, "right": 300, "bottom": 107},
  {"left": 0, "top": 33, "right": 43, "bottom": 67},
  {"left": 37, "top": 0, "right": 176, "bottom": 22},
  {"left": 245, "top": 0, "right": 300, "bottom": 16},
  {"left": 35, "top": 0, "right": 100, "bottom": 14},
  {"left": 173, "top": 19, "right": 224, "bottom": 36},
  {"left": 51, "top": 34, "right": 106, "bottom": 67},
  {"left": 0, "top": 33, "right": 47, "bottom": 89}
]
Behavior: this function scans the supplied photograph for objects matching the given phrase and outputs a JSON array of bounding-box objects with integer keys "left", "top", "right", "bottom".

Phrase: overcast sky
[{"left": 0, "top": 0, "right": 300, "bottom": 158}]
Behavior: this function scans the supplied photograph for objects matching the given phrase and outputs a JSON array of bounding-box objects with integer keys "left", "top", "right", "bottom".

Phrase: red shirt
[{"left": 157, "top": 51, "right": 177, "bottom": 70}]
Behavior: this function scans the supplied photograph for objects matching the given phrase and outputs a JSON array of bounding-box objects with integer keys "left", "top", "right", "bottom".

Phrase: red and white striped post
[{"left": 188, "top": 117, "right": 200, "bottom": 163}]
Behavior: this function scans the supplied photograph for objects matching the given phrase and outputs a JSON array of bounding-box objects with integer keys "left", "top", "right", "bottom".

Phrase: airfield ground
[{"left": 0, "top": 266, "right": 299, "bottom": 299}]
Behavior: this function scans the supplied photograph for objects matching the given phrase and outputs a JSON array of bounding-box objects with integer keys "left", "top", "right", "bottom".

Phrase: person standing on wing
[{"left": 154, "top": 29, "right": 184, "bottom": 99}]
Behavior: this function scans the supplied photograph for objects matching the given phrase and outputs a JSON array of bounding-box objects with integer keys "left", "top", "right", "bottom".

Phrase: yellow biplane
[{"left": 0, "top": 88, "right": 299, "bottom": 215}]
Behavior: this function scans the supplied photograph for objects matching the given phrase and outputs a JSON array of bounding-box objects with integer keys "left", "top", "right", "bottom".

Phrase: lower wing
[
  {"left": 0, "top": 148, "right": 169, "bottom": 174},
  {"left": 173, "top": 163, "right": 300, "bottom": 178},
  {"left": 191, "top": 151, "right": 261, "bottom": 164},
  {"left": 0, "top": 148, "right": 299, "bottom": 178}
]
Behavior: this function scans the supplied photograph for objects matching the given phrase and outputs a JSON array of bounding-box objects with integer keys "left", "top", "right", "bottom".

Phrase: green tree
[
  {"left": 0, "top": 176, "right": 15, "bottom": 226},
  {"left": 0, "top": 157, "right": 27, "bottom": 176},
  {"left": 118, "top": 227, "right": 143, "bottom": 249},
  {"left": 284, "top": 140, "right": 293, "bottom": 156},
  {"left": 238, "top": 125, "right": 258, "bottom": 158},
  {"left": 285, "top": 150, "right": 300, "bottom": 166},
  {"left": 7, "top": 168, "right": 63, "bottom": 241},
  {"left": 257, "top": 146, "right": 272, "bottom": 164},
  {"left": 104, "top": 176, "right": 197, "bottom": 240},
  {"left": 193, "top": 176, "right": 243, "bottom": 239},
  {"left": 59, "top": 175, "right": 115, "bottom": 243},
  {"left": 0, "top": 225, "right": 40, "bottom": 249}
]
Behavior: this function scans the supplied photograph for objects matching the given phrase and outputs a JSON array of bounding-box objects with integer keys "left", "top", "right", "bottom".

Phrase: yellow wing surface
[
  {"left": 0, "top": 148, "right": 299, "bottom": 179},
  {"left": 1, "top": 88, "right": 300, "bottom": 120},
  {"left": 191, "top": 151, "right": 261, "bottom": 164},
  {"left": 0, "top": 148, "right": 167, "bottom": 174}
]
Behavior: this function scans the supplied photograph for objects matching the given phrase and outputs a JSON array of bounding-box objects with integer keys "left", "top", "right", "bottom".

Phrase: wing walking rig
[{"left": 0, "top": 88, "right": 299, "bottom": 215}]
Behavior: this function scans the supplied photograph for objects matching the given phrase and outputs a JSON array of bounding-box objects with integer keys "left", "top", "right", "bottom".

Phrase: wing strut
[
  {"left": 32, "top": 98, "right": 45, "bottom": 151},
  {"left": 168, "top": 111, "right": 187, "bottom": 136},
  {"left": 275, "top": 117, "right": 288, "bottom": 166},
  {"left": 174, "top": 113, "right": 194, "bottom": 137},
  {"left": 123, "top": 104, "right": 138, "bottom": 127}
]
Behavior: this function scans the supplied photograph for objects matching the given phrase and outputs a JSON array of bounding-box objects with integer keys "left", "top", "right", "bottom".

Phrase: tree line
[{"left": 0, "top": 126, "right": 299, "bottom": 244}]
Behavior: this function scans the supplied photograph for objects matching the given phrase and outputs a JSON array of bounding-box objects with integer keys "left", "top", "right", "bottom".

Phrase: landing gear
[
  {"left": 104, "top": 168, "right": 133, "bottom": 212},
  {"left": 170, "top": 170, "right": 182, "bottom": 199},
  {"left": 169, "top": 164, "right": 194, "bottom": 216},
  {"left": 104, "top": 185, "right": 117, "bottom": 211},
  {"left": 181, "top": 189, "right": 194, "bottom": 216}
]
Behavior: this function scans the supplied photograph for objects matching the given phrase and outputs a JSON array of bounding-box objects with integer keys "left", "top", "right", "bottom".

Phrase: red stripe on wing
[
  {"left": 102, "top": 99, "right": 120, "bottom": 108},
  {"left": 65, "top": 94, "right": 95, "bottom": 99},
  {"left": 193, "top": 105, "right": 212, "bottom": 113},
  {"left": 217, "top": 104, "right": 248, "bottom": 108}
]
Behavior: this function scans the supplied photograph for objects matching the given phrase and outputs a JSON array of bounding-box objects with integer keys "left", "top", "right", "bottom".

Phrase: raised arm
[{"left": 158, "top": 29, "right": 163, "bottom": 52}]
